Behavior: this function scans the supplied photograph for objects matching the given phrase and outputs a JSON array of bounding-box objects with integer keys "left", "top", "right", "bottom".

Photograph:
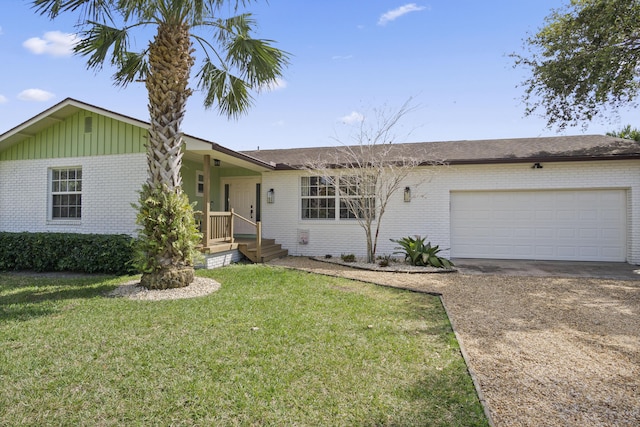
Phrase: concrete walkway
[{"left": 453, "top": 258, "right": 640, "bottom": 280}]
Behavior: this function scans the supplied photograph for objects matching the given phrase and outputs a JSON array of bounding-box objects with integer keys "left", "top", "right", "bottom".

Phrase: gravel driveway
[{"left": 269, "top": 257, "right": 640, "bottom": 427}]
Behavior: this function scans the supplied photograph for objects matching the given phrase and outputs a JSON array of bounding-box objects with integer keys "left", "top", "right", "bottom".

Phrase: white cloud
[
  {"left": 378, "top": 3, "right": 427, "bottom": 26},
  {"left": 0, "top": 94, "right": 8, "bottom": 104},
  {"left": 17, "top": 89, "right": 55, "bottom": 102},
  {"left": 23, "top": 31, "right": 79, "bottom": 57},
  {"left": 339, "top": 111, "right": 365, "bottom": 124},
  {"left": 259, "top": 77, "right": 288, "bottom": 92}
]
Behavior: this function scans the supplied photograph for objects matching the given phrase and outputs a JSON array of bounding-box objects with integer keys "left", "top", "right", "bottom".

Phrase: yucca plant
[{"left": 391, "top": 236, "right": 454, "bottom": 269}]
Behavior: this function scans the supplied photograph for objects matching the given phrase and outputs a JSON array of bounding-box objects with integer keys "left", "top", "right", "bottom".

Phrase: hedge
[{"left": 0, "top": 232, "right": 136, "bottom": 275}]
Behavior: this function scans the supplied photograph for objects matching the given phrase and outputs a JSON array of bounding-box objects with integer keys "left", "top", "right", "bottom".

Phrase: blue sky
[{"left": 0, "top": 1, "right": 637, "bottom": 151}]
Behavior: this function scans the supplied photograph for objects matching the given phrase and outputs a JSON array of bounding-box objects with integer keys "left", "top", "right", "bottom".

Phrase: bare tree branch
[{"left": 302, "top": 98, "right": 444, "bottom": 262}]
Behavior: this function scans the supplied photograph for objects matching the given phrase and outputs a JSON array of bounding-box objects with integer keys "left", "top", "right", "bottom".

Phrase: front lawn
[{"left": 0, "top": 265, "right": 487, "bottom": 426}]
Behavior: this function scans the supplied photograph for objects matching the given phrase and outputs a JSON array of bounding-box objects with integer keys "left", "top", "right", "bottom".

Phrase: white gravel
[{"left": 107, "top": 276, "right": 220, "bottom": 300}]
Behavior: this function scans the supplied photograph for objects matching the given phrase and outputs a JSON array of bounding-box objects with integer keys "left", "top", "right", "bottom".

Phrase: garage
[{"left": 450, "top": 189, "right": 627, "bottom": 261}]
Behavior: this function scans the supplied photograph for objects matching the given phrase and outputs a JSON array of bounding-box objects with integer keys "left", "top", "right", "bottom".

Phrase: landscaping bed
[{"left": 312, "top": 256, "right": 457, "bottom": 274}]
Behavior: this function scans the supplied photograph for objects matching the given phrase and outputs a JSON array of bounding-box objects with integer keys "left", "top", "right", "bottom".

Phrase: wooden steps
[
  {"left": 238, "top": 238, "right": 288, "bottom": 263},
  {"left": 198, "top": 242, "right": 238, "bottom": 254}
]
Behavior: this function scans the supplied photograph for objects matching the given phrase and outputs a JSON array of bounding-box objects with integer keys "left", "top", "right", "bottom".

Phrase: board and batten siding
[
  {"left": 0, "top": 110, "right": 148, "bottom": 236},
  {"left": 0, "top": 110, "right": 146, "bottom": 161}
]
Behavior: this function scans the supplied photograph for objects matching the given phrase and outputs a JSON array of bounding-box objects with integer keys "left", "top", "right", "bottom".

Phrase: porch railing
[{"left": 198, "top": 209, "right": 262, "bottom": 260}]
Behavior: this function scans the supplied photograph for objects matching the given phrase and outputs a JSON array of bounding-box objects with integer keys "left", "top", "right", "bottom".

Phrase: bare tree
[{"left": 304, "top": 99, "right": 439, "bottom": 263}]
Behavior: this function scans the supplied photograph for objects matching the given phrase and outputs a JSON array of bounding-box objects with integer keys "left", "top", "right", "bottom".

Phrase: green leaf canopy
[{"left": 513, "top": 0, "right": 640, "bottom": 129}]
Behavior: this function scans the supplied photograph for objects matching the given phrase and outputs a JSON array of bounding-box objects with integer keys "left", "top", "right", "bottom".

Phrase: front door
[{"left": 224, "top": 177, "right": 261, "bottom": 235}]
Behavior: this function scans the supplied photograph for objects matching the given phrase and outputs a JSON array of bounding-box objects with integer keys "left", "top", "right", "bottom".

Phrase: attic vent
[{"left": 84, "top": 117, "right": 93, "bottom": 133}]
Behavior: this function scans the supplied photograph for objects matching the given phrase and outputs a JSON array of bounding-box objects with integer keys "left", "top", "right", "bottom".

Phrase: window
[
  {"left": 338, "top": 176, "right": 375, "bottom": 219},
  {"left": 51, "top": 167, "right": 82, "bottom": 220},
  {"left": 196, "top": 171, "right": 205, "bottom": 197},
  {"left": 301, "top": 176, "right": 335, "bottom": 219},
  {"left": 301, "top": 175, "right": 375, "bottom": 220}
]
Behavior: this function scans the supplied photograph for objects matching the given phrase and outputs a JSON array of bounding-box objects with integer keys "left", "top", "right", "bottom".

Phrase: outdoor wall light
[
  {"left": 267, "top": 188, "right": 275, "bottom": 204},
  {"left": 214, "top": 159, "right": 221, "bottom": 166},
  {"left": 532, "top": 162, "right": 543, "bottom": 169},
  {"left": 404, "top": 186, "right": 411, "bottom": 202}
]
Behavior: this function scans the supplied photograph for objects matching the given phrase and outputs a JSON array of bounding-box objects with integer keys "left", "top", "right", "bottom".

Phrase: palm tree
[{"left": 34, "top": 0, "right": 289, "bottom": 289}]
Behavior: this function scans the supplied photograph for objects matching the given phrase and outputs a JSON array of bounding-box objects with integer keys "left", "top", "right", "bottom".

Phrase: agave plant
[{"left": 391, "top": 236, "right": 454, "bottom": 269}]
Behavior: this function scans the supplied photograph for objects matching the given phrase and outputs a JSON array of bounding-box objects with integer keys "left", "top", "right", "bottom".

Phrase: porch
[
  {"left": 196, "top": 210, "right": 288, "bottom": 264},
  {"left": 185, "top": 151, "right": 286, "bottom": 266}
]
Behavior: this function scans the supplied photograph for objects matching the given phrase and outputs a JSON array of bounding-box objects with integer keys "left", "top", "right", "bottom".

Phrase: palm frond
[
  {"left": 227, "top": 37, "right": 289, "bottom": 87},
  {"left": 205, "top": 13, "right": 290, "bottom": 82},
  {"left": 196, "top": 59, "right": 253, "bottom": 118},
  {"left": 113, "top": 50, "right": 149, "bottom": 86},
  {"left": 74, "top": 21, "right": 131, "bottom": 70},
  {"left": 33, "top": 0, "right": 113, "bottom": 21},
  {"left": 200, "top": 13, "right": 251, "bottom": 46}
]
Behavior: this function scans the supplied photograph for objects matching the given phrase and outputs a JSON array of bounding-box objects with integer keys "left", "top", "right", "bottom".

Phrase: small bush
[
  {"left": 391, "top": 236, "right": 454, "bottom": 269},
  {"left": 0, "top": 232, "right": 135, "bottom": 275},
  {"left": 341, "top": 253, "right": 357, "bottom": 263},
  {"left": 132, "top": 184, "right": 201, "bottom": 274},
  {"left": 377, "top": 254, "right": 392, "bottom": 267}
]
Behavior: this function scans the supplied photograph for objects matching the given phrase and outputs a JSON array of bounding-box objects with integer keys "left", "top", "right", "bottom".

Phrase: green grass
[{"left": 0, "top": 265, "right": 488, "bottom": 426}]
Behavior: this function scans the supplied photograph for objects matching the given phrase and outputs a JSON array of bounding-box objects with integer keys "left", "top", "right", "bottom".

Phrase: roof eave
[
  {"left": 277, "top": 154, "right": 640, "bottom": 170},
  {"left": 444, "top": 154, "right": 640, "bottom": 165}
]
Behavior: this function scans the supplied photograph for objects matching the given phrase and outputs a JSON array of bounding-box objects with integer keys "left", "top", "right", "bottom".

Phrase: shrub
[
  {"left": 391, "top": 236, "right": 454, "bottom": 268},
  {"left": 0, "top": 232, "right": 135, "bottom": 275},
  {"left": 377, "top": 254, "right": 392, "bottom": 267},
  {"left": 132, "top": 184, "right": 201, "bottom": 275},
  {"left": 340, "top": 253, "right": 357, "bottom": 263}
]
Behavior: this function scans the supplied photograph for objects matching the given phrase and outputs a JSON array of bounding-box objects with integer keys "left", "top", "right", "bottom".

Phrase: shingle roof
[{"left": 241, "top": 135, "right": 640, "bottom": 169}]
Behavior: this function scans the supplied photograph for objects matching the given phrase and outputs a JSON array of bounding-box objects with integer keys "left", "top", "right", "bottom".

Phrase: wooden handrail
[
  {"left": 231, "top": 210, "right": 262, "bottom": 261},
  {"left": 201, "top": 211, "right": 233, "bottom": 246},
  {"left": 200, "top": 209, "right": 263, "bottom": 261},
  {"left": 231, "top": 211, "right": 256, "bottom": 227}
]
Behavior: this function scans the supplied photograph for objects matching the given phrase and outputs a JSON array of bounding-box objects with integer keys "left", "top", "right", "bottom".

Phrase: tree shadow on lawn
[{"left": 0, "top": 272, "right": 120, "bottom": 322}]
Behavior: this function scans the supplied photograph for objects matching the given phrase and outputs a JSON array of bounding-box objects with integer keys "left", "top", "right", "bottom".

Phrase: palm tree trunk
[
  {"left": 146, "top": 22, "right": 194, "bottom": 190},
  {"left": 139, "top": 22, "right": 197, "bottom": 289}
]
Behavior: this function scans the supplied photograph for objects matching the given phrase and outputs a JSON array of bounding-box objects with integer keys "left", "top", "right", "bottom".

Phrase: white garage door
[{"left": 450, "top": 190, "right": 627, "bottom": 261}]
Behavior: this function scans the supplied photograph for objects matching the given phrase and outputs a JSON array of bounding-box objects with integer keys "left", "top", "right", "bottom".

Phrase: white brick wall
[
  {"left": 0, "top": 153, "right": 147, "bottom": 235},
  {"left": 199, "top": 250, "right": 243, "bottom": 269},
  {"left": 261, "top": 161, "right": 640, "bottom": 264},
  {"left": 3, "top": 155, "right": 638, "bottom": 264}
]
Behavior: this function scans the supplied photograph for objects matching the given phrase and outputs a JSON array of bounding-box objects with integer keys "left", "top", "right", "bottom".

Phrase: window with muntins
[
  {"left": 196, "top": 171, "right": 205, "bottom": 197},
  {"left": 51, "top": 167, "right": 82, "bottom": 219},
  {"left": 301, "top": 176, "right": 335, "bottom": 219},
  {"left": 338, "top": 175, "right": 375, "bottom": 219},
  {"left": 301, "top": 175, "right": 375, "bottom": 220}
]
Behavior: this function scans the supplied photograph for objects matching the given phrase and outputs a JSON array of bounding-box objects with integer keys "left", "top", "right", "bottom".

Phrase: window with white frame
[
  {"left": 196, "top": 171, "right": 205, "bottom": 197},
  {"left": 301, "top": 176, "right": 335, "bottom": 219},
  {"left": 50, "top": 167, "right": 82, "bottom": 220},
  {"left": 338, "top": 175, "right": 376, "bottom": 219},
  {"left": 301, "top": 175, "right": 375, "bottom": 220}
]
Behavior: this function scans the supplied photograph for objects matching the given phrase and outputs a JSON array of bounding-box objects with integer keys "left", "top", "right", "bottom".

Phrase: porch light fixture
[
  {"left": 267, "top": 188, "right": 275, "bottom": 204},
  {"left": 404, "top": 186, "right": 411, "bottom": 202},
  {"left": 214, "top": 159, "right": 221, "bottom": 167},
  {"left": 532, "top": 162, "right": 543, "bottom": 169}
]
